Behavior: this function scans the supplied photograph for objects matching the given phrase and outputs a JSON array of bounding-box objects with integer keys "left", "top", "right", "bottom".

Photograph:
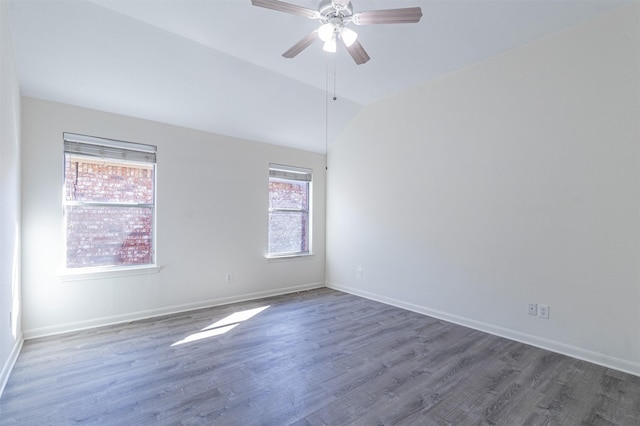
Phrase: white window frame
[
  {"left": 267, "top": 163, "right": 313, "bottom": 259},
  {"left": 61, "top": 133, "right": 158, "bottom": 275}
]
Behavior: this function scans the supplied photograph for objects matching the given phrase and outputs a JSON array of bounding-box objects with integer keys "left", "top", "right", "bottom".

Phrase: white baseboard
[
  {"left": 24, "top": 282, "right": 325, "bottom": 340},
  {"left": 327, "top": 282, "right": 640, "bottom": 378},
  {"left": 0, "top": 334, "right": 24, "bottom": 399}
]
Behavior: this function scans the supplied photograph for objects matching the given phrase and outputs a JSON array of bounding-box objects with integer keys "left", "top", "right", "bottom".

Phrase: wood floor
[{"left": 1, "top": 288, "right": 639, "bottom": 425}]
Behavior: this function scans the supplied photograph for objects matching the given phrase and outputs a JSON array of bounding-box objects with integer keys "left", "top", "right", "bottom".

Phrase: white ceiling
[{"left": 8, "top": 0, "right": 633, "bottom": 153}]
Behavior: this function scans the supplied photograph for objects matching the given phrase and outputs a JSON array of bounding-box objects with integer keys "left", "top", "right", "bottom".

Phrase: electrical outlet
[
  {"left": 357, "top": 268, "right": 364, "bottom": 279},
  {"left": 225, "top": 273, "right": 233, "bottom": 283},
  {"left": 537, "top": 304, "right": 549, "bottom": 319},
  {"left": 528, "top": 303, "right": 537, "bottom": 316}
]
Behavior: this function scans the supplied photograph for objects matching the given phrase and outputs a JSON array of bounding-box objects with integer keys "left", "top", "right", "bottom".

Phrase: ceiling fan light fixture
[
  {"left": 322, "top": 36, "right": 337, "bottom": 53},
  {"left": 340, "top": 26, "right": 358, "bottom": 47},
  {"left": 318, "top": 23, "right": 335, "bottom": 42}
]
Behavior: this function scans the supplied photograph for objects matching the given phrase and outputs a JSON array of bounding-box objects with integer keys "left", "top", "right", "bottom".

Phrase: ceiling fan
[{"left": 251, "top": 0, "right": 423, "bottom": 65}]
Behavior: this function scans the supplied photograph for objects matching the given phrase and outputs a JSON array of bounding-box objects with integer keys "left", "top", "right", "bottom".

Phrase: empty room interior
[{"left": 1, "top": 0, "right": 639, "bottom": 424}]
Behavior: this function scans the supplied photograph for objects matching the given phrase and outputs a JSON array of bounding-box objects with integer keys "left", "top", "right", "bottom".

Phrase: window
[
  {"left": 268, "top": 164, "right": 312, "bottom": 257},
  {"left": 63, "top": 133, "right": 157, "bottom": 270}
]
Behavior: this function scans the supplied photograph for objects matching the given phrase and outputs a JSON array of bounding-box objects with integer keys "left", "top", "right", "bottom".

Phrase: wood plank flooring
[{"left": 1, "top": 288, "right": 639, "bottom": 425}]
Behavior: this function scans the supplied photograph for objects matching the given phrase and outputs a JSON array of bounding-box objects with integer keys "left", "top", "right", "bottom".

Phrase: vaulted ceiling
[{"left": 8, "top": 0, "right": 633, "bottom": 152}]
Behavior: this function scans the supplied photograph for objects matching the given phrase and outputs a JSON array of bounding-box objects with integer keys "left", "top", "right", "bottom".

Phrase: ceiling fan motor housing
[{"left": 319, "top": 0, "right": 353, "bottom": 22}]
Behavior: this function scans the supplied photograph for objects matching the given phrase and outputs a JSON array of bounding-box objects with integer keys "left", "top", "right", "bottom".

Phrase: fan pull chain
[
  {"left": 325, "top": 57, "right": 338, "bottom": 171},
  {"left": 333, "top": 61, "right": 337, "bottom": 101},
  {"left": 325, "top": 60, "right": 330, "bottom": 170}
]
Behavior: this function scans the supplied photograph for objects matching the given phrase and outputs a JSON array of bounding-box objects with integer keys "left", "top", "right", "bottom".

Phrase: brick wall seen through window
[{"left": 64, "top": 156, "right": 155, "bottom": 268}]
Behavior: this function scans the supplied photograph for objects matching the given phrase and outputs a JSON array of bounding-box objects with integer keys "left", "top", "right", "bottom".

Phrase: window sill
[
  {"left": 58, "top": 265, "right": 162, "bottom": 282},
  {"left": 266, "top": 253, "right": 314, "bottom": 262}
]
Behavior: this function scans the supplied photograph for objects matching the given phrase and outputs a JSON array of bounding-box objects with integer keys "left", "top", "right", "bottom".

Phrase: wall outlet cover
[{"left": 538, "top": 304, "right": 549, "bottom": 319}]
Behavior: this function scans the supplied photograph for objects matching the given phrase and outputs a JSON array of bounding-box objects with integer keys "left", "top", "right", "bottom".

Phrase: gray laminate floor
[{"left": 1, "top": 288, "right": 639, "bottom": 425}]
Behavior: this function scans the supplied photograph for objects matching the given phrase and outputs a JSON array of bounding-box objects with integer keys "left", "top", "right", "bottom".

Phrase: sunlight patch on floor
[{"left": 171, "top": 305, "right": 270, "bottom": 346}]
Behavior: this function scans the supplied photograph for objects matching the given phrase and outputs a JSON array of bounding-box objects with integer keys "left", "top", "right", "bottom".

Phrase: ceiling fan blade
[
  {"left": 352, "top": 7, "right": 423, "bottom": 25},
  {"left": 251, "top": 0, "right": 319, "bottom": 18},
  {"left": 282, "top": 30, "right": 319, "bottom": 58},
  {"left": 344, "top": 39, "right": 370, "bottom": 65}
]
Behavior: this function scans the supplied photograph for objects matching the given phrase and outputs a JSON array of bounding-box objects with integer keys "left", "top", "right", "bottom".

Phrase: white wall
[
  {"left": 0, "top": 0, "right": 23, "bottom": 394},
  {"left": 21, "top": 97, "right": 326, "bottom": 337},
  {"left": 327, "top": 4, "right": 640, "bottom": 375}
]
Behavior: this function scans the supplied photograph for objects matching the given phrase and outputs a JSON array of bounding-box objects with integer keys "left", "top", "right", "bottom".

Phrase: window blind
[
  {"left": 64, "top": 133, "right": 157, "bottom": 164},
  {"left": 269, "top": 164, "right": 312, "bottom": 182}
]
